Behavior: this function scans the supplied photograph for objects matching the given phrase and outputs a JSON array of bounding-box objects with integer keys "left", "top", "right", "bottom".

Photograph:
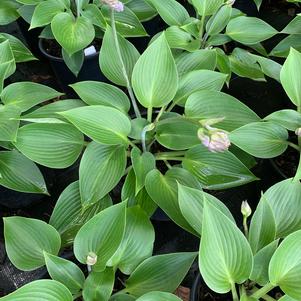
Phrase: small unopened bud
[
  {"left": 241, "top": 201, "right": 252, "bottom": 218},
  {"left": 295, "top": 127, "right": 301, "bottom": 137},
  {"left": 102, "top": 0, "right": 124, "bottom": 12},
  {"left": 198, "top": 128, "right": 231, "bottom": 153},
  {"left": 86, "top": 252, "right": 97, "bottom": 266}
]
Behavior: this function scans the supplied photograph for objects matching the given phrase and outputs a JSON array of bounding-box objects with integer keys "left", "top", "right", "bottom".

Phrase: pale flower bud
[
  {"left": 86, "top": 252, "right": 97, "bottom": 266},
  {"left": 295, "top": 127, "right": 301, "bottom": 137},
  {"left": 102, "top": 0, "right": 124, "bottom": 12},
  {"left": 241, "top": 201, "right": 252, "bottom": 218},
  {"left": 198, "top": 128, "right": 231, "bottom": 153}
]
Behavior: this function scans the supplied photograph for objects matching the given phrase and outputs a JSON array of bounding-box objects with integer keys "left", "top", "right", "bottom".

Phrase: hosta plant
[
  {"left": 2, "top": 202, "right": 196, "bottom": 301},
  {"left": 12, "top": 0, "right": 156, "bottom": 75},
  {"left": 178, "top": 181, "right": 301, "bottom": 301}
]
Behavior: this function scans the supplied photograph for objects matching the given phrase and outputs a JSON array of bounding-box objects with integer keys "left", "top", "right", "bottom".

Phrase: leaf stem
[
  {"left": 243, "top": 216, "right": 249, "bottom": 239},
  {"left": 147, "top": 107, "right": 153, "bottom": 122},
  {"left": 110, "top": 9, "right": 141, "bottom": 118},
  {"left": 286, "top": 141, "right": 300, "bottom": 151},
  {"left": 231, "top": 283, "right": 239, "bottom": 301},
  {"left": 155, "top": 156, "right": 184, "bottom": 161},
  {"left": 250, "top": 283, "right": 275, "bottom": 299}
]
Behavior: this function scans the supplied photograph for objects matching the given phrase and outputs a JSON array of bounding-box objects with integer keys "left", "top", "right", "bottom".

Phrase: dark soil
[
  {"left": 273, "top": 147, "right": 299, "bottom": 179},
  {"left": 42, "top": 38, "right": 102, "bottom": 58}
]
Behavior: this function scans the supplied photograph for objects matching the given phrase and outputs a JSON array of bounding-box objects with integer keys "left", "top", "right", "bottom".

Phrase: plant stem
[
  {"left": 156, "top": 156, "right": 184, "bottom": 161},
  {"left": 147, "top": 107, "right": 153, "bottom": 122},
  {"left": 250, "top": 283, "right": 275, "bottom": 299},
  {"left": 286, "top": 141, "right": 300, "bottom": 151},
  {"left": 231, "top": 283, "right": 239, "bottom": 301},
  {"left": 156, "top": 151, "right": 186, "bottom": 157},
  {"left": 293, "top": 136, "right": 301, "bottom": 182},
  {"left": 164, "top": 160, "right": 172, "bottom": 169},
  {"left": 166, "top": 101, "right": 177, "bottom": 113},
  {"left": 154, "top": 106, "right": 166, "bottom": 123},
  {"left": 199, "top": 14, "right": 206, "bottom": 40},
  {"left": 110, "top": 9, "right": 141, "bottom": 118},
  {"left": 127, "top": 139, "right": 136, "bottom": 149},
  {"left": 243, "top": 216, "right": 249, "bottom": 239}
]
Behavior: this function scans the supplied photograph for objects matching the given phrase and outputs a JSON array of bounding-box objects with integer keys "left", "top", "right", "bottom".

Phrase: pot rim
[{"left": 38, "top": 38, "right": 100, "bottom": 62}]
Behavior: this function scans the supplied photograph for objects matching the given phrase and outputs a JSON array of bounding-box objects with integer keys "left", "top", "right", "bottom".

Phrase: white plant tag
[{"left": 84, "top": 46, "right": 97, "bottom": 56}]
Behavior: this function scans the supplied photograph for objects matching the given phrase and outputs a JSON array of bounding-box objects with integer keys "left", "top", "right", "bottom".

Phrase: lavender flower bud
[
  {"left": 102, "top": 0, "right": 124, "bottom": 12},
  {"left": 86, "top": 252, "right": 97, "bottom": 266},
  {"left": 198, "top": 128, "right": 231, "bottom": 153},
  {"left": 295, "top": 127, "right": 301, "bottom": 137},
  {"left": 241, "top": 201, "right": 252, "bottom": 218}
]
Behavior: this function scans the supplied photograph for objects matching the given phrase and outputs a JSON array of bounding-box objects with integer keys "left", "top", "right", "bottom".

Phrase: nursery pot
[{"left": 38, "top": 39, "right": 108, "bottom": 96}]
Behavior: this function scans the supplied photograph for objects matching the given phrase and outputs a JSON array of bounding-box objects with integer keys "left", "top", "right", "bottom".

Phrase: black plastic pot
[{"left": 38, "top": 39, "right": 109, "bottom": 96}]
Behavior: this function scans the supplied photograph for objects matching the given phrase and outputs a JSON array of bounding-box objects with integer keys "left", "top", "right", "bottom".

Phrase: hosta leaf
[
  {"left": 0, "top": 104, "right": 21, "bottom": 141},
  {"left": 269, "top": 230, "right": 301, "bottom": 299},
  {"left": 145, "top": 167, "right": 202, "bottom": 234},
  {"left": 263, "top": 178, "right": 301, "bottom": 238},
  {"left": 0, "top": 280, "right": 72, "bottom": 301},
  {"left": 51, "top": 12, "right": 95, "bottom": 55},
  {"left": 185, "top": 90, "right": 260, "bottom": 131},
  {"left": 82, "top": 268, "right": 114, "bottom": 301},
  {"left": 199, "top": 202, "right": 253, "bottom": 293},
  {"left": 0, "top": 0, "right": 20, "bottom": 25},
  {"left": 173, "top": 70, "right": 227, "bottom": 106},
  {"left": 44, "top": 253, "right": 85, "bottom": 295},
  {"left": 183, "top": 145, "right": 257, "bottom": 190},
  {"left": 279, "top": 296, "right": 298, "bottom": 301},
  {"left": 249, "top": 197, "right": 276, "bottom": 254},
  {"left": 230, "top": 122, "right": 288, "bottom": 159},
  {"left": 0, "top": 150, "right": 47, "bottom": 194},
  {"left": 125, "top": 252, "right": 197, "bottom": 297},
  {"left": 70, "top": 81, "right": 130, "bottom": 113},
  {"left": 1, "top": 82, "right": 62, "bottom": 112},
  {"left": 280, "top": 48, "right": 301, "bottom": 107},
  {"left": 136, "top": 292, "right": 182, "bottom": 301},
  {"left": 131, "top": 147, "right": 155, "bottom": 194},
  {"left": 108, "top": 206, "right": 155, "bottom": 274},
  {"left": 155, "top": 117, "right": 200, "bottom": 150},
  {"left": 126, "top": 0, "right": 157, "bottom": 21},
  {"left": 192, "top": 0, "right": 223, "bottom": 16},
  {"left": 14, "top": 123, "right": 84, "bottom": 168},
  {"left": 100, "top": 25, "right": 140, "bottom": 86},
  {"left": 49, "top": 181, "right": 112, "bottom": 246},
  {"left": 265, "top": 110, "right": 301, "bottom": 131},
  {"left": 226, "top": 16, "right": 277, "bottom": 45},
  {"left": 178, "top": 184, "right": 235, "bottom": 235},
  {"left": 146, "top": 0, "right": 189, "bottom": 26},
  {"left": 80, "top": 142, "right": 127, "bottom": 208},
  {"left": 206, "top": 4, "right": 232, "bottom": 36},
  {"left": 4, "top": 217, "right": 61, "bottom": 271},
  {"left": 281, "top": 16, "right": 301, "bottom": 35},
  {"left": 0, "top": 40, "right": 15, "bottom": 92},
  {"left": 132, "top": 33, "right": 178, "bottom": 108},
  {"left": 74, "top": 202, "right": 126, "bottom": 272},
  {"left": 60, "top": 105, "right": 131, "bottom": 145},
  {"left": 250, "top": 240, "right": 279, "bottom": 286},
  {"left": 270, "top": 35, "right": 301, "bottom": 58}
]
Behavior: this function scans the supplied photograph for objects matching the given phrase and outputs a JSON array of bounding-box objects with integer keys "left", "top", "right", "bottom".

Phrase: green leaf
[
  {"left": 110, "top": 295, "right": 136, "bottom": 301},
  {"left": 0, "top": 1, "right": 20, "bottom": 25},
  {"left": 178, "top": 184, "right": 235, "bottom": 235},
  {"left": 0, "top": 40, "right": 15, "bottom": 91},
  {"left": 49, "top": 181, "right": 112, "bottom": 246},
  {"left": 51, "top": 12, "right": 95, "bottom": 55},
  {"left": 145, "top": 167, "right": 201, "bottom": 234},
  {"left": 74, "top": 202, "right": 126, "bottom": 272},
  {"left": 249, "top": 197, "right": 276, "bottom": 254},
  {"left": 265, "top": 110, "right": 301, "bottom": 131},
  {"left": 183, "top": 145, "right": 257, "bottom": 190},
  {"left": 250, "top": 240, "right": 279, "bottom": 286},
  {"left": 0, "top": 104, "right": 20, "bottom": 141},
  {"left": 136, "top": 292, "right": 182, "bottom": 301},
  {"left": 269, "top": 230, "right": 301, "bottom": 299},
  {"left": 0, "top": 280, "right": 72, "bottom": 301},
  {"left": 126, "top": 0, "right": 157, "bottom": 21},
  {"left": 14, "top": 123, "right": 84, "bottom": 168},
  {"left": 108, "top": 206, "right": 155, "bottom": 274},
  {"left": 156, "top": 117, "right": 200, "bottom": 150},
  {"left": 0, "top": 150, "right": 47, "bottom": 194},
  {"left": 230, "top": 122, "right": 288, "bottom": 159},
  {"left": 1, "top": 82, "right": 62, "bottom": 112},
  {"left": 279, "top": 296, "right": 298, "bottom": 301},
  {"left": 44, "top": 253, "right": 85, "bottom": 295},
  {"left": 192, "top": 0, "right": 223, "bottom": 16},
  {"left": 132, "top": 33, "right": 178, "bottom": 108},
  {"left": 175, "top": 49, "right": 217, "bottom": 77},
  {"left": 4, "top": 217, "right": 61, "bottom": 271},
  {"left": 125, "top": 252, "right": 197, "bottom": 297},
  {"left": 281, "top": 16, "right": 301, "bottom": 34},
  {"left": 99, "top": 25, "right": 140, "bottom": 86},
  {"left": 280, "top": 48, "right": 301, "bottom": 107},
  {"left": 23, "top": 99, "right": 85, "bottom": 120},
  {"left": 80, "top": 142, "right": 127, "bottom": 208},
  {"left": 146, "top": 0, "right": 189, "bottom": 26},
  {"left": 71, "top": 81, "right": 130, "bottom": 113},
  {"left": 199, "top": 201, "right": 253, "bottom": 293},
  {"left": 62, "top": 49, "right": 84, "bottom": 77},
  {"left": 30, "top": 0, "right": 65, "bottom": 29},
  {"left": 185, "top": 90, "right": 260, "bottom": 131},
  {"left": 173, "top": 70, "right": 227, "bottom": 107},
  {"left": 270, "top": 35, "right": 301, "bottom": 58},
  {"left": 60, "top": 105, "right": 131, "bottom": 145},
  {"left": 131, "top": 147, "right": 155, "bottom": 194},
  {"left": 81, "top": 3, "right": 106, "bottom": 28},
  {"left": 263, "top": 178, "right": 301, "bottom": 238},
  {"left": 83, "top": 268, "right": 115, "bottom": 301},
  {"left": 226, "top": 16, "right": 277, "bottom": 45},
  {"left": 206, "top": 4, "right": 232, "bottom": 36}
]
